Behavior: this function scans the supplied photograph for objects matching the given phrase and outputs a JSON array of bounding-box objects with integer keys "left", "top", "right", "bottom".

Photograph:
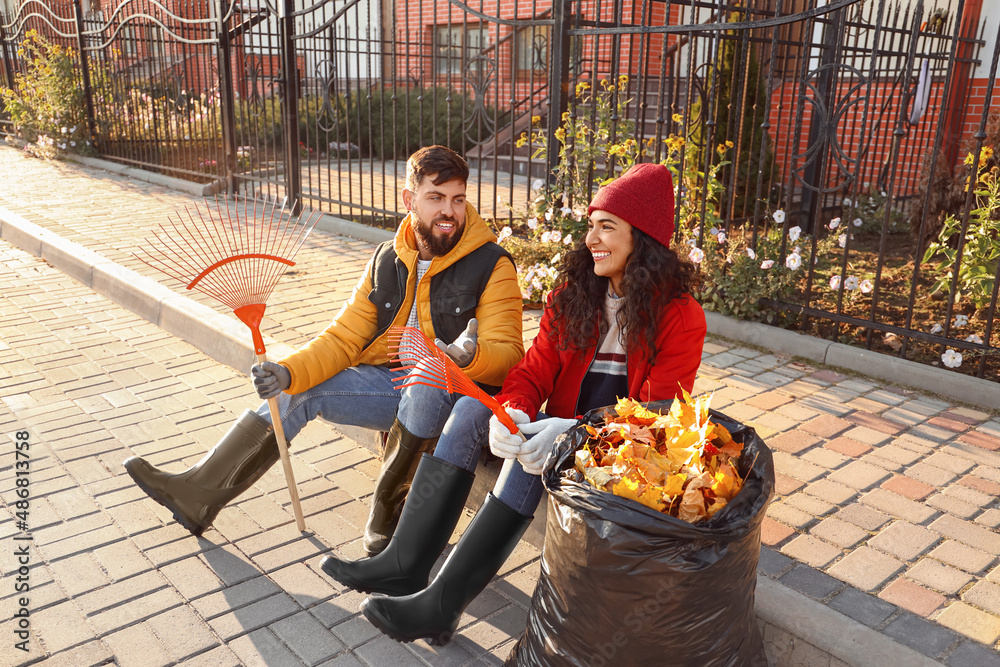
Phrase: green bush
[{"left": 1, "top": 30, "right": 90, "bottom": 156}]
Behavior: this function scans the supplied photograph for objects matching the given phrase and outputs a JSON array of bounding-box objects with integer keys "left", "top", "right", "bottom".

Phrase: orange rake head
[
  {"left": 386, "top": 326, "right": 519, "bottom": 433},
  {"left": 136, "top": 195, "right": 321, "bottom": 355}
]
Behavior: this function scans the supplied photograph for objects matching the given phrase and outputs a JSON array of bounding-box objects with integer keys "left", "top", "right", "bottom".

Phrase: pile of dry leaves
[{"left": 567, "top": 392, "right": 746, "bottom": 523}]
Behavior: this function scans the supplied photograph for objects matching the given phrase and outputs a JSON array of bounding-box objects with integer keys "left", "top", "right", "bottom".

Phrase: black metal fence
[{"left": 1, "top": 0, "right": 997, "bottom": 381}]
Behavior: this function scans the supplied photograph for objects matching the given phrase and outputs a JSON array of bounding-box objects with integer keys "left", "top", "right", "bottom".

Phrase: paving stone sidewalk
[
  {"left": 2, "top": 145, "right": 1000, "bottom": 665},
  {"left": 0, "top": 241, "right": 539, "bottom": 667}
]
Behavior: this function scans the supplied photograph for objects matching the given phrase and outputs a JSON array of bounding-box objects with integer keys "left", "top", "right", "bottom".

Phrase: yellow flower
[
  {"left": 672, "top": 113, "right": 683, "bottom": 123},
  {"left": 555, "top": 128, "right": 567, "bottom": 142},
  {"left": 983, "top": 146, "right": 994, "bottom": 159},
  {"left": 725, "top": 140, "right": 734, "bottom": 148},
  {"left": 531, "top": 115, "right": 541, "bottom": 125},
  {"left": 964, "top": 152, "right": 975, "bottom": 166},
  {"left": 515, "top": 134, "right": 527, "bottom": 148},
  {"left": 618, "top": 74, "right": 629, "bottom": 84},
  {"left": 575, "top": 81, "right": 591, "bottom": 95}
]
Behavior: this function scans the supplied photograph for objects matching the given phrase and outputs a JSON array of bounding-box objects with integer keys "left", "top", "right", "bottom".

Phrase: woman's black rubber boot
[
  {"left": 360, "top": 492, "right": 532, "bottom": 645},
  {"left": 320, "top": 454, "right": 474, "bottom": 597}
]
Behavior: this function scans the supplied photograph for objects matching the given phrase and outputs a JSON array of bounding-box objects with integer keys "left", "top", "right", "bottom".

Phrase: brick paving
[
  {"left": 0, "top": 242, "right": 534, "bottom": 666},
  {"left": 2, "top": 145, "right": 1000, "bottom": 665}
]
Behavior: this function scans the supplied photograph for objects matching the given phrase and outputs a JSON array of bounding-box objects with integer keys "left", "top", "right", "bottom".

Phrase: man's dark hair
[{"left": 405, "top": 146, "right": 469, "bottom": 191}]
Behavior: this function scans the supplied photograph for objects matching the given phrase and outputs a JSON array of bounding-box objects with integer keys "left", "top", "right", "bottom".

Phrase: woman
[{"left": 320, "top": 162, "right": 707, "bottom": 645}]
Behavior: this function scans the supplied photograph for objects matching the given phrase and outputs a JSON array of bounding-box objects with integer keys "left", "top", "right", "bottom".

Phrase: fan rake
[
  {"left": 136, "top": 195, "right": 321, "bottom": 532},
  {"left": 387, "top": 326, "right": 523, "bottom": 436}
]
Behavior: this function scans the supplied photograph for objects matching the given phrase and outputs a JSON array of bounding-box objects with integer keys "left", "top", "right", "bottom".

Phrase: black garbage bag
[{"left": 505, "top": 400, "right": 774, "bottom": 667}]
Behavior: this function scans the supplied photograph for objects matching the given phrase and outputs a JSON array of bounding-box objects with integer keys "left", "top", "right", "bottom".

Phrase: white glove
[
  {"left": 435, "top": 318, "right": 478, "bottom": 367},
  {"left": 517, "top": 417, "right": 579, "bottom": 475},
  {"left": 488, "top": 407, "right": 530, "bottom": 459}
]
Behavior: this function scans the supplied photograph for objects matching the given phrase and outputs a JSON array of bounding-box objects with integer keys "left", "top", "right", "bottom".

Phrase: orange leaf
[{"left": 613, "top": 473, "right": 667, "bottom": 512}]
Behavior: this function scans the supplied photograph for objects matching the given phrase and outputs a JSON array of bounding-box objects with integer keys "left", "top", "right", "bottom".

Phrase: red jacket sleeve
[
  {"left": 495, "top": 299, "right": 564, "bottom": 419},
  {"left": 638, "top": 295, "right": 707, "bottom": 402}
]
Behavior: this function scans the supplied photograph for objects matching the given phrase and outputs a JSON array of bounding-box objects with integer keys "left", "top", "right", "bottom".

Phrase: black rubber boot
[
  {"left": 321, "top": 455, "right": 473, "bottom": 597},
  {"left": 361, "top": 492, "right": 532, "bottom": 645},
  {"left": 364, "top": 418, "right": 439, "bottom": 555},
  {"left": 123, "top": 410, "right": 278, "bottom": 536}
]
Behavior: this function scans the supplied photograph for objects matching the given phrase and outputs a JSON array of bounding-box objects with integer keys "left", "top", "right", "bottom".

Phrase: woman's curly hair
[{"left": 550, "top": 228, "right": 699, "bottom": 363}]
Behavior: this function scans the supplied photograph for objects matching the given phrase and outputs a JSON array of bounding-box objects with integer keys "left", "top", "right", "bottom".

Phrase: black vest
[{"left": 365, "top": 240, "right": 514, "bottom": 351}]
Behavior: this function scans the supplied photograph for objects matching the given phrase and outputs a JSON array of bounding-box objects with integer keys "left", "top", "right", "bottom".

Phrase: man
[{"left": 124, "top": 146, "right": 524, "bottom": 554}]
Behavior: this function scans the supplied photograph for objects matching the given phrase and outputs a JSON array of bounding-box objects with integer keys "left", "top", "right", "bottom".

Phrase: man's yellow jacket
[{"left": 278, "top": 203, "right": 524, "bottom": 394}]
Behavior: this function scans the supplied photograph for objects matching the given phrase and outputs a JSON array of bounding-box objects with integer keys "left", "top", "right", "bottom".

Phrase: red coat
[{"left": 496, "top": 291, "right": 707, "bottom": 419}]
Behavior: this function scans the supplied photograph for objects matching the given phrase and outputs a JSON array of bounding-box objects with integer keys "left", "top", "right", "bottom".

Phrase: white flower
[
  {"left": 853, "top": 218, "right": 863, "bottom": 227},
  {"left": 966, "top": 334, "right": 984, "bottom": 344},
  {"left": 772, "top": 209, "right": 786, "bottom": 223},
  {"left": 930, "top": 323, "right": 943, "bottom": 334},
  {"left": 880, "top": 191, "right": 887, "bottom": 197},
  {"left": 829, "top": 217, "right": 841, "bottom": 229},
  {"left": 709, "top": 227, "right": 719, "bottom": 236},
  {"left": 527, "top": 217, "right": 538, "bottom": 230},
  {"left": 498, "top": 226, "right": 513, "bottom": 241},
  {"left": 563, "top": 233, "right": 573, "bottom": 245},
  {"left": 760, "top": 260, "right": 774, "bottom": 269},
  {"left": 844, "top": 276, "right": 860, "bottom": 291},
  {"left": 838, "top": 233, "right": 847, "bottom": 248},
  {"left": 70, "top": 126, "right": 76, "bottom": 133},
  {"left": 70, "top": 141, "right": 76, "bottom": 147},
  {"left": 843, "top": 197, "right": 853, "bottom": 206},
  {"left": 954, "top": 314, "right": 969, "bottom": 327},
  {"left": 785, "top": 253, "right": 802, "bottom": 270},
  {"left": 830, "top": 275, "right": 842, "bottom": 290},
  {"left": 941, "top": 349, "right": 963, "bottom": 368},
  {"left": 541, "top": 231, "right": 558, "bottom": 243},
  {"left": 531, "top": 178, "right": 544, "bottom": 191},
  {"left": 550, "top": 253, "right": 561, "bottom": 265},
  {"left": 545, "top": 210, "right": 553, "bottom": 221},
  {"left": 717, "top": 231, "right": 727, "bottom": 243},
  {"left": 788, "top": 226, "right": 802, "bottom": 242},
  {"left": 573, "top": 208, "right": 585, "bottom": 220},
  {"left": 746, "top": 248, "right": 757, "bottom": 260},
  {"left": 560, "top": 206, "right": 573, "bottom": 216},
  {"left": 859, "top": 279, "right": 873, "bottom": 293},
  {"left": 61, "top": 126, "right": 68, "bottom": 134},
  {"left": 689, "top": 247, "right": 705, "bottom": 263}
]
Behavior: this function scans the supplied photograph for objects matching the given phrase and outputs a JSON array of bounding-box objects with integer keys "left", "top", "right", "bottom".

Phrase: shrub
[
  {"left": 922, "top": 158, "right": 1000, "bottom": 310},
  {"left": 1, "top": 30, "right": 90, "bottom": 156}
]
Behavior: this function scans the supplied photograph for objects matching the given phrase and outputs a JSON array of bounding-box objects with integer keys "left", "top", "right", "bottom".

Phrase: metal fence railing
[{"left": 1, "top": 0, "right": 997, "bottom": 381}]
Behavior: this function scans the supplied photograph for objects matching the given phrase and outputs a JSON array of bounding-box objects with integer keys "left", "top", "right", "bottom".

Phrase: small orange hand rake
[
  {"left": 136, "top": 196, "right": 321, "bottom": 532},
  {"left": 387, "top": 326, "right": 523, "bottom": 436}
]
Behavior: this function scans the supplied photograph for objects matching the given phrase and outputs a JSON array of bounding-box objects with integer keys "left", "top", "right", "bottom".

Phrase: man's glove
[
  {"left": 516, "top": 417, "right": 579, "bottom": 475},
  {"left": 435, "top": 317, "right": 478, "bottom": 367},
  {"left": 251, "top": 361, "right": 291, "bottom": 400},
  {"left": 488, "top": 407, "right": 530, "bottom": 459}
]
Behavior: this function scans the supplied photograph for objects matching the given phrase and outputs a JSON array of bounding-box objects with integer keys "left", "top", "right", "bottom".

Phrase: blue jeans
[
  {"left": 429, "top": 393, "right": 545, "bottom": 517},
  {"left": 254, "top": 364, "right": 459, "bottom": 441}
]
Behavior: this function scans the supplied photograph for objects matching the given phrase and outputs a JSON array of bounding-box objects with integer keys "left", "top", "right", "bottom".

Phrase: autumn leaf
[
  {"left": 569, "top": 390, "right": 747, "bottom": 523},
  {"left": 613, "top": 472, "right": 667, "bottom": 512}
]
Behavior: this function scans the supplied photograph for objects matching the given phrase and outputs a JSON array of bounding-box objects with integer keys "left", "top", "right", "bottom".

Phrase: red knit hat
[{"left": 587, "top": 163, "right": 675, "bottom": 248}]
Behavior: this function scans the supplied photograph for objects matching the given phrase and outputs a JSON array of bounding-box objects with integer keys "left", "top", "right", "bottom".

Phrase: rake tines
[
  {"left": 136, "top": 195, "right": 320, "bottom": 356},
  {"left": 135, "top": 194, "right": 322, "bottom": 533},
  {"left": 387, "top": 326, "right": 520, "bottom": 434}
]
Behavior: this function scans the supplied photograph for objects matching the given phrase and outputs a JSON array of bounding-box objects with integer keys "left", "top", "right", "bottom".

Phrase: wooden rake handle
[{"left": 259, "top": 353, "right": 306, "bottom": 532}]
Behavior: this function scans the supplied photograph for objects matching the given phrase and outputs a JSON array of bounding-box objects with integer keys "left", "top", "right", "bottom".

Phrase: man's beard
[{"left": 414, "top": 215, "right": 462, "bottom": 257}]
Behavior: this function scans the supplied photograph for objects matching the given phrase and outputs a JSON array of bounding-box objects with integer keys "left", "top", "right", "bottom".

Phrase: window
[
  {"left": 434, "top": 24, "right": 490, "bottom": 75},
  {"left": 515, "top": 26, "right": 549, "bottom": 73}
]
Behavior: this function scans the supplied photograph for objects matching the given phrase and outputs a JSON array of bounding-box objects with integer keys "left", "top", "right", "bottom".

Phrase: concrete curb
[
  {"left": 755, "top": 577, "right": 941, "bottom": 667},
  {"left": 66, "top": 154, "right": 227, "bottom": 197},
  {"left": 0, "top": 200, "right": 955, "bottom": 666},
  {"left": 704, "top": 312, "right": 999, "bottom": 411},
  {"left": 0, "top": 204, "right": 294, "bottom": 371}
]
